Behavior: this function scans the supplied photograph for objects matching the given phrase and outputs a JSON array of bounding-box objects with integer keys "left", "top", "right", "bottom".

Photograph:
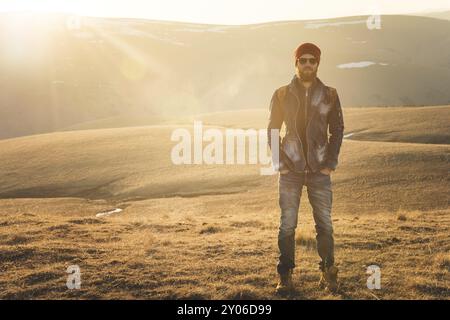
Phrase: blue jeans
[{"left": 277, "top": 170, "right": 334, "bottom": 274}]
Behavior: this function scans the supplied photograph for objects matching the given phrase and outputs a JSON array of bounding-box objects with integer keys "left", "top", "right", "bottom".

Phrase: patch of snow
[
  {"left": 249, "top": 21, "right": 302, "bottom": 30},
  {"left": 176, "top": 28, "right": 209, "bottom": 33},
  {"left": 176, "top": 25, "right": 236, "bottom": 33},
  {"left": 84, "top": 20, "right": 186, "bottom": 46},
  {"left": 96, "top": 208, "right": 123, "bottom": 218},
  {"left": 305, "top": 19, "right": 367, "bottom": 29},
  {"left": 114, "top": 26, "right": 187, "bottom": 46},
  {"left": 338, "top": 61, "right": 375, "bottom": 68},
  {"left": 337, "top": 61, "right": 389, "bottom": 69},
  {"left": 344, "top": 132, "right": 354, "bottom": 138}
]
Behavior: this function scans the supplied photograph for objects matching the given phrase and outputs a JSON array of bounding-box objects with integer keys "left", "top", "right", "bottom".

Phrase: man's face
[{"left": 295, "top": 53, "right": 319, "bottom": 81}]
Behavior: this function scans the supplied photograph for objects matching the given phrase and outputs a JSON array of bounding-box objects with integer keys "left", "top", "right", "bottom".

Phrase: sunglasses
[{"left": 297, "top": 57, "right": 318, "bottom": 65}]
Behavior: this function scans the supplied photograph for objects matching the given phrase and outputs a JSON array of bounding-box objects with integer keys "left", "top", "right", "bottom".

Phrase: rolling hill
[
  {"left": 1, "top": 13, "right": 450, "bottom": 139},
  {"left": 0, "top": 107, "right": 448, "bottom": 299},
  {"left": 0, "top": 106, "right": 448, "bottom": 212}
]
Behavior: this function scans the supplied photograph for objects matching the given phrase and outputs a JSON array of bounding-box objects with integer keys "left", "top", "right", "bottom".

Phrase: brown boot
[
  {"left": 319, "top": 265, "right": 339, "bottom": 292},
  {"left": 276, "top": 269, "right": 294, "bottom": 296}
]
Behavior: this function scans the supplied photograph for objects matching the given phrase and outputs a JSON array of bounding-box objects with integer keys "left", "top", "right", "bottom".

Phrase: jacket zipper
[
  {"left": 292, "top": 89, "right": 309, "bottom": 173},
  {"left": 305, "top": 88, "right": 309, "bottom": 171}
]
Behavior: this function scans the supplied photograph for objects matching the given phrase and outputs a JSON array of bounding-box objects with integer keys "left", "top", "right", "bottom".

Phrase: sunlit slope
[
  {"left": 58, "top": 106, "right": 450, "bottom": 145},
  {"left": 1, "top": 13, "right": 450, "bottom": 139},
  {"left": 190, "top": 106, "right": 450, "bottom": 144},
  {"left": 0, "top": 126, "right": 267, "bottom": 200},
  {"left": 0, "top": 124, "right": 448, "bottom": 212},
  {"left": 60, "top": 114, "right": 182, "bottom": 131}
]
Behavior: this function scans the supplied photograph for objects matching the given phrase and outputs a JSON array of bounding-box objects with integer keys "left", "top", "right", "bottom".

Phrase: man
[{"left": 267, "top": 42, "right": 344, "bottom": 295}]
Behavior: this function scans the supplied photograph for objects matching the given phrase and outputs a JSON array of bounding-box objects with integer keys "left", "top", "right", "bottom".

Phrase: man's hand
[{"left": 319, "top": 167, "right": 334, "bottom": 175}]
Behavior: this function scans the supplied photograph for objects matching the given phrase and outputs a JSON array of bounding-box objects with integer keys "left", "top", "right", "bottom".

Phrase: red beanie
[{"left": 294, "top": 42, "right": 321, "bottom": 64}]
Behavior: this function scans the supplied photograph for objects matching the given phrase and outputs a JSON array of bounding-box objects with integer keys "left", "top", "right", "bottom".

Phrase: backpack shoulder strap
[
  {"left": 276, "top": 85, "right": 288, "bottom": 106},
  {"left": 326, "top": 86, "right": 338, "bottom": 105}
]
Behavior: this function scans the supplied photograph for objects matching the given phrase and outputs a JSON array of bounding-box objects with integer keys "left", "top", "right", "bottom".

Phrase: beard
[{"left": 298, "top": 68, "right": 317, "bottom": 81}]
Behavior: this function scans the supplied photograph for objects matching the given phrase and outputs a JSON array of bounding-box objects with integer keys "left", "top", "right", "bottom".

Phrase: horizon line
[{"left": 0, "top": 9, "right": 448, "bottom": 26}]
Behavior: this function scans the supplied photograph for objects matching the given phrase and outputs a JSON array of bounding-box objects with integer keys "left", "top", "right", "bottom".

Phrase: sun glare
[
  {"left": 2, "top": 1, "right": 450, "bottom": 25},
  {"left": 1, "top": 14, "right": 53, "bottom": 69}
]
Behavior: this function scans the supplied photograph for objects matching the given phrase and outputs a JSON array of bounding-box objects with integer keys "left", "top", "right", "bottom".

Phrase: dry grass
[
  {"left": 433, "top": 253, "right": 450, "bottom": 272},
  {"left": 0, "top": 108, "right": 448, "bottom": 299},
  {"left": 0, "top": 195, "right": 448, "bottom": 300},
  {"left": 295, "top": 232, "right": 317, "bottom": 251}
]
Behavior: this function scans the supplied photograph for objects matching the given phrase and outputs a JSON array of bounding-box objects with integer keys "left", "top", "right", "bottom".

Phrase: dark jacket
[{"left": 267, "top": 75, "right": 344, "bottom": 173}]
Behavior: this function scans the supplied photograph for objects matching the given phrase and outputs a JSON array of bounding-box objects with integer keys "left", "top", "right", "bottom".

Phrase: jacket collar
[{"left": 288, "top": 74, "right": 326, "bottom": 106}]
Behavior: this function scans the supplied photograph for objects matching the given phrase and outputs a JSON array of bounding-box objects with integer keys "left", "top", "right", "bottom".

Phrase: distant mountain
[
  {"left": 412, "top": 10, "right": 450, "bottom": 21},
  {"left": 1, "top": 13, "right": 449, "bottom": 139}
]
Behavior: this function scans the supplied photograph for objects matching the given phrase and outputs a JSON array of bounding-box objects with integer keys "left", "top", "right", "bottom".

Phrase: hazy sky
[{"left": 1, "top": 0, "right": 449, "bottom": 24}]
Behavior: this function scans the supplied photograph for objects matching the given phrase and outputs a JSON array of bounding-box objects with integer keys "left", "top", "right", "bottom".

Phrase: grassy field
[
  {"left": 0, "top": 106, "right": 449, "bottom": 299},
  {"left": 60, "top": 106, "right": 450, "bottom": 145}
]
